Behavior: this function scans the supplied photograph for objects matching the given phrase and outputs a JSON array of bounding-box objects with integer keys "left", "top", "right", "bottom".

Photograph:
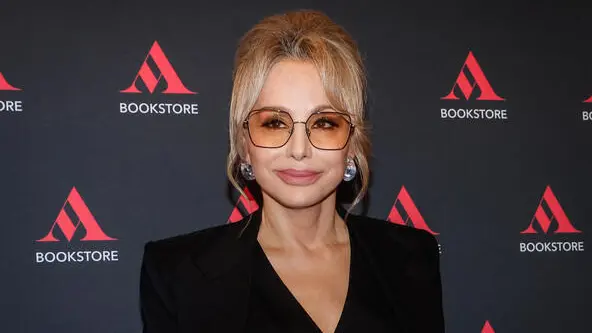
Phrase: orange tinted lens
[
  {"left": 247, "top": 110, "right": 293, "bottom": 147},
  {"left": 307, "top": 112, "right": 351, "bottom": 149}
]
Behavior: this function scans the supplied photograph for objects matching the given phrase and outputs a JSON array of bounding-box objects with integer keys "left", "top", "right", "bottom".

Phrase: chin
[{"left": 262, "top": 185, "right": 335, "bottom": 209}]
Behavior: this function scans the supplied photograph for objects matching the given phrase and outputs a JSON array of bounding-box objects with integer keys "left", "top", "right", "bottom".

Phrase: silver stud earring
[
  {"left": 240, "top": 162, "right": 255, "bottom": 181},
  {"left": 343, "top": 157, "right": 357, "bottom": 182}
]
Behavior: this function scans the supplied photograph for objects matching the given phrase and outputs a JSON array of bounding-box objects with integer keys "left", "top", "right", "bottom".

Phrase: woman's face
[{"left": 244, "top": 60, "right": 351, "bottom": 209}]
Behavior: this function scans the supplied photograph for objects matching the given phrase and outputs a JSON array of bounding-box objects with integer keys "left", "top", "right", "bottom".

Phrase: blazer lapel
[
  {"left": 187, "top": 210, "right": 263, "bottom": 332},
  {"left": 345, "top": 213, "right": 412, "bottom": 333}
]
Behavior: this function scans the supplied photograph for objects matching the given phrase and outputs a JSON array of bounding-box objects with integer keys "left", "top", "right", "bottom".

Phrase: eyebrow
[{"left": 253, "top": 104, "right": 337, "bottom": 115}]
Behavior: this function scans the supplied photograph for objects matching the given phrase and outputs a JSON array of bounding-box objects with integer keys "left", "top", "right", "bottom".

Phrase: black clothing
[
  {"left": 140, "top": 209, "right": 445, "bottom": 332},
  {"left": 245, "top": 218, "right": 397, "bottom": 332}
]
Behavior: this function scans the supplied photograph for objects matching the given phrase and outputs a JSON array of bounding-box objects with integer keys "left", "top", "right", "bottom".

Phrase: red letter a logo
[
  {"left": 521, "top": 186, "right": 581, "bottom": 234},
  {"left": 121, "top": 41, "right": 196, "bottom": 94},
  {"left": 482, "top": 321, "right": 495, "bottom": 333},
  {"left": 387, "top": 186, "right": 438, "bottom": 235},
  {"left": 0, "top": 72, "right": 21, "bottom": 91},
  {"left": 584, "top": 96, "right": 592, "bottom": 103},
  {"left": 441, "top": 51, "right": 504, "bottom": 101},
  {"left": 228, "top": 187, "right": 260, "bottom": 223},
  {"left": 37, "top": 187, "right": 117, "bottom": 242}
]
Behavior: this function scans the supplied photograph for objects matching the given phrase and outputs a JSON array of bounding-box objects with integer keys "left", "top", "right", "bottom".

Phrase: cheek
[
  {"left": 318, "top": 152, "right": 348, "bottom": 174},
  {"left": 247, "top": 146, "right": 281, "bottom": 169}
]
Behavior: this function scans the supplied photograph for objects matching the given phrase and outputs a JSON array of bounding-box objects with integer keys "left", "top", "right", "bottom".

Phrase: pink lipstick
[{"left": 275, "top": 169, "right": 322, "bottom": 186}]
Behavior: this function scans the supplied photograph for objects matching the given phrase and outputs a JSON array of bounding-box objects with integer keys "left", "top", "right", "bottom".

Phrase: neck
[{"left": 257, "top": 192, "right": 349, "bottom": 251}]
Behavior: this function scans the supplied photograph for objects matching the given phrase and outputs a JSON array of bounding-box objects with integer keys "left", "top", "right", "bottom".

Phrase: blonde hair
[{"left": 226, "top": 9, "right": 371, "bottom": 211}]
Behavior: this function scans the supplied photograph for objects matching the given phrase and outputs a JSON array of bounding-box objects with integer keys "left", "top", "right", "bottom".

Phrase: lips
[{"left": 275, "top": 169, "right": 322, "bottom": 186}]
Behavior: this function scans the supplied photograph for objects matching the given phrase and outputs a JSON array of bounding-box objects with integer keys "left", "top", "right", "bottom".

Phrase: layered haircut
[{"left": 227, "top": 9, "right": 371, "bottom": 210}]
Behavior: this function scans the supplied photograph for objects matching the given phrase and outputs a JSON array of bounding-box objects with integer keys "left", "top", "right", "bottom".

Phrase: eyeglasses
[{"left": 242, "top": 108, "right": 355, "bottom": 150}]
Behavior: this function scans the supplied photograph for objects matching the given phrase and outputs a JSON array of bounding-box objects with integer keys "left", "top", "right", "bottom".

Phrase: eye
[
  {"left": 312, "top": 117, "right": 339, "bottom": 129},
  {"left": 261, "top": 118, "right": 288, "bottom": 129}
]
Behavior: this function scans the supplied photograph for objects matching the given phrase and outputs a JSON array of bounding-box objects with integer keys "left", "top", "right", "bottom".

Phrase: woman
[{"left": 140, "top": 10, "right": 444, "bottom": 333}]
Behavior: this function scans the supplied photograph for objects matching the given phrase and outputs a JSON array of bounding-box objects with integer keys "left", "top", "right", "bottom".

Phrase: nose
[{"left": 286, "top": 122, "right": 312, "bottom": 160}]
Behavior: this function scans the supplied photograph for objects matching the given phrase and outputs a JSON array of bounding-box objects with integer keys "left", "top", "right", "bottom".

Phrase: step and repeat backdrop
[{"left": 1, "top": 1, "right": 590, "bottom": 332}]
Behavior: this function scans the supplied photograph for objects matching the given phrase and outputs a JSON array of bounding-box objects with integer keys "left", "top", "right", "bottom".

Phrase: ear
[
  {"left": 346, "top": 145, "right": 356, "bottom": 162},
  {"left": 239, "top": 133, "right": 251, "bottom": 164}
]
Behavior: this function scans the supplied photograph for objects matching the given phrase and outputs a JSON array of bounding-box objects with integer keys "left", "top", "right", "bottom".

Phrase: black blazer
[{"left": 140, "top": 209, "right": 445, "bottom": 333}]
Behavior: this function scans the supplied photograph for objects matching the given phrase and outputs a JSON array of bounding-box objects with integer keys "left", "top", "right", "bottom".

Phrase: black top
[
  {"left": 140, "top": 210, "right": 445, "bottom": 332},
  {"left": 245, "top": 224, "right": 397, "bottom": 332}
]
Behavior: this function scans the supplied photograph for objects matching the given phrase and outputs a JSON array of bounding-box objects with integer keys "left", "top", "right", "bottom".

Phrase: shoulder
[
  {"left": 348, "top": 213, "right": 439, "bottom": 255},
  {"left": 349, "top": 214, "right": 445, "bottom": 331},
  {"left": 141, "top": 218, "right": 248, "bottom": 274}
]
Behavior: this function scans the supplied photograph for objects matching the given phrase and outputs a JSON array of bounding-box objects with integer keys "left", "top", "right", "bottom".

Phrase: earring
[
  {"left": 343, "top": 157, "right": 357, "bottom": 182},
  {"left": 240, "top": 162, "right": 255, "bottom": 181}
]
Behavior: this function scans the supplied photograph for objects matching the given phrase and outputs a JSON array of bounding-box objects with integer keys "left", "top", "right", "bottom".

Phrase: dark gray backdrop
[{"left": 1, "top": 1, "right": 590, "bottom": 332}]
